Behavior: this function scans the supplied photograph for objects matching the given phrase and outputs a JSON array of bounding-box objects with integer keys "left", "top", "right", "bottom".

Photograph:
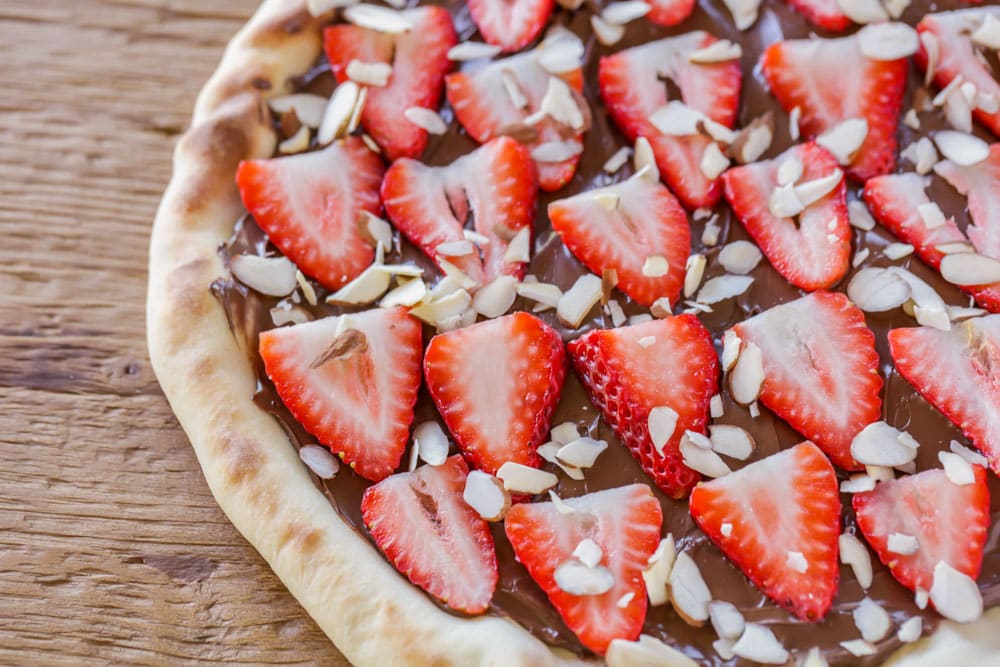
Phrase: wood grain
[{"left": 0, "top": 1, "right": 349, "bottom": 664}]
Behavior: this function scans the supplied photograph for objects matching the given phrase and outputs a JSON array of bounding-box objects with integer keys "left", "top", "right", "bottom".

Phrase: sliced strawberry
[
  {"left": 446, "top": 46, "right": 585, "bottom": 191},
  {"left": 853, "top": 466, "right": 990, "bottom": 598},
  {"left": 236, "top": 138, "right": 383, "bottom": 291},
  {"left": 935, "top": 143, "right": 1000, "bottom": 312},
  {"left": 760, "top": 34, "right": 907, "bottom": 181},
  {"left": 722, "top": 142, "right": 851, "bottom": 291},
  {"left": 548, "top": 176, "right": 690, "bottom": 307},
  {"left": 784, "top": 0, "right": 852, "bottom": 31},
  {"left": 423, "top": 312, "right": 566, "bottom": 475},
  {"left": 599, "top": 32, "right": 742, "bottom": 210},
  {"left": 888, "top": 317, "right": 1000, "bottom": 473},
  {"left": 647, "top": 0, "right": 697, "bottom": 27},
  {"left": 505, "top": 484, "right": 663, "bottom": 655},
  {"left": 361, "top": 455, "right": 498, "bottom": 613},
  {"left": 324, "top": 7, "right": 456, "bottom": 160},
  {"left": 689, "top": 442, "right": 841, "bottom": 622},
  {"left": 259, "top": 307, "right": 422, "bottom": 482},
  {"left": 732, "top": 292, "right": 882, "bottom": 471},
  {"left": 467, "top": 0, "right": 554, "bottom": 53},
  {"left": 916, "top": 9, "right": 1000, "bottom": 137},
  {"left": 381, "top": 137, "right": 537, "bottom": 285},
  {"left": 568, "top": 315, "right": 718, "bottom": 498}
]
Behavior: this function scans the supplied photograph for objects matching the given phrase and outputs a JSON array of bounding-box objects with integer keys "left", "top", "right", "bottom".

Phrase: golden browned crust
[{"left": 147, "top": 2, "right": 1000, "bottom": 665}]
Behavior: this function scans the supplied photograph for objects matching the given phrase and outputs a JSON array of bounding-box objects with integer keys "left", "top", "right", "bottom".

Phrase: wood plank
[{"left": 0, "top": 1, "right": 349, "bottom": 663}]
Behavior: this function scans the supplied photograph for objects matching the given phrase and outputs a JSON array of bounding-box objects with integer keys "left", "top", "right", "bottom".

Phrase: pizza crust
[{"left": 146, "top": 1, "right": 997, "bottom": 664}]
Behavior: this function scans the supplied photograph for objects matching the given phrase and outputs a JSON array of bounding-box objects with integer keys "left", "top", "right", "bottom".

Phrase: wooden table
[{"left": 0, "top": 2, "right": 349, "bottom": 664}]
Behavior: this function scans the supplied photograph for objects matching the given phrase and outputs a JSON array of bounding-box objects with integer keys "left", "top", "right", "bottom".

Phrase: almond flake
[
  {"left": 938, "top": 241, "right": 976, "bottom": 255},
  {"left": 503, "top": 226, "right": 531, "bottom": 264},
  {"left": 718, "top": 240, "right": 763, "bottom": 275},
  {"left": 343, "top": 4, "right": 413, "bottom": 32},
  {"left": 817, "top": 118, "right": 868, "bottom": 166},
  {"left": 680, "top": 434, "right": 732, "bottom": 478},
  {"left": 548, "top": 490, "right": 575, "bottom": 513},
  {"left": 897, "top": 617, "right": 922, "bottom": 643},
  {"left": 649, "top": 101, "right": 705, "bottom": 136},
  {"left": 941, "top": 252, "right": 1000, "bottom": 286},
  {"left": 884, "top": 242, "right": 915, "bottom": 260},
  {"left": 915, "top": 588, "right": 929, "bottom": 609},
  {"left": 648, "top": 406, "right": 679, "bottom": 455},
  {"left": 939, "top": 450, "right": 976, "bottom": 485},
  {"left": 407, "top": 287, "right": 472, "bottom": 326},
  {"left": 270, "top": 304, "right": 311, "bottom": 326},
  {"left": 948, "top": 305, "right": 987, "bottom": 321},
  {"left": 851, "top": 421, "right": 919, "bottom": 467},
  {"left": 541, "top": 77, "right": 585, "bottom": 130},
  {"left": 683, "top": 254, "right": 707, "bottom": 298},
  {"left": 593, "top": 192, "right": 621, "bottom": 211},
  {"left": 643, "top": 536, "right": 676, "bottom": 606},
  {"left": 708, "top": 425, "right": 755, "bottom": 460},
  {"left": 802, "top": 647, "right": 829, "bottom": 667},
  {"left": 769, "top": 182, "right": 804, "bottom": 218},
  {"left": 278, "top": 124, "right": 311, "bottom": 154},
  {"left": 921, "top": 31, "right": 940, "bottom": 85},
  {"left": 904, "top": 108, "right": 921, "bottom": 130},
  {"left": 307, "top": 0, "right": 360, "bottom": 14},
  {"left": 668, "top": 551, "right": 712, "bottom": 625},
  {"left": 497, "top": 462, "right": 558, "bottom": 494},
  {"left": 977, "top": 91, "right": 1000, "bottom": 114},
  {"left": 555, "top": 560, "right": 615, "bottom": 596},
  {"left": 853, "top": 597, "right": 891, "bottom": 642},
  {"left": 535, "top": 29, "right": 585, "bottom": 74},
  {"left": 732, "top": 624, "right": 788, "bottom": 664},
  {"left": 689, "top": 40, "right": 742, "bottom": 64},
  {"left": 537, "top": 443, "right": 585, "bottom": 480},
  {"left": 346, "top": 59, "right": 392, "bottom": 87},
  {"left": 557, "top": 437, "right": 608, "bottom": 469},
  {"left": 590, "top": 14, "right": 626, "bottom": 46},
  {"left": 721, "top": 0, "right": 761, "bottom": 30},
  {"left": 836, "top": 0, "right": 888, "bottom": 24},
  {"left": 550, "top": 422, "right": 581, "bottom": 445},
  {"left": 629, "top": 313, "right": 653, "bottom": 326},
  {"left": 603, "top": 146, "right": 632, "bottom": 173},
  {"left": 721, "top": 329, "right": 742, "bottom": 371},
  {"left": 606, "top": 635, "right": 696, "bottom": 667},
  {"left": 789, "top": 106, "right": 802, "bottom": 141},
  {"left": 317, "top": 81, "right": 363, "bottom": 145},
  {"left": 573, "top": 538, "right": 604, "bottom": 568},
  {"left": 786, "top": 550, "right": 808, "bottom": 573},
  {"left": 700, "top": 142, "right": 730, "bottom": 180},
  {"left": 380, "top": 277, "right": 427, "bottom": 307},
  {"left": 710, "top": 394, "right": 724, "bottom": 419},
  {"left": 729, "top": 341, "right": 764, "bottom": 405},
  {"left": 950, "top": 440, "right": 989, "bottom": 466},
  {"left": 616, "top": 592, "right": 635, "bottom": 608},
  {"left": 447, "top": 41, "right": 502, "bottom": 61},
  {"left": 732, "top": 115, "right": 774, "bottom": 164},
  {"left": 230, "top": 255, "right": 298, "bottom": 297},
  {"left": 463, "top": 470, "right": 511, "bottom": 521},
  {"left": 463, "top": 230, "right": 491, "bottom": 246},
  {"left": 634, "top": 136, "right": 659, "bottom": 181},
  {"left": 934, "top": 130, "right": 990, "bottom": 166},
  {"left": 776, "top": 156, "right": 804, "bottom": 186},
  {"left": 708, "top": 600, "right": 745, "bottom": 640},
  {"left": 930, "top": 561, "right": 983, "bottom": 623},
  {"left": 972, "top": 14, "right": 1000, "bottom": 49},
  {"left": 517, "top": 281, "right": 562, "bottom": 310},
  {"left": 436, "top": 240, "right": 475, "bottom": 257},
  {"left": 848, "top": 200, "right": 877, "bottom": 231},
  {"left": 532, "top": 140, "right": 583, "bottom": 163},
  {"left": 883, "top": 0, "right": 910, "bottom": 18},
  {"left": 471, "top": 275, "right": 517, "bottom": 318},
  {"left": 840, "top": 532, "right": 874, "bottom": 589},
  {"left": 697, "top": 275, "right": 754, "bottom": 304},
  {"left": 840, "top": 639, "right": 877, "bottom": 657},
  {"left": 270, "top": 93, "right": 329, "bottom": 128},
  {"left": 606, "top": 299, "right": 627, "bottom": 326},
  {"left": 887, "top": 532, "right": 919, "bottom": 555},
  {"left": 641, "top": 255, "right": 670, "bottom": 278},
  {"left": 841, "top": 474, "right": 877, "bottom": 493},
  {"left": 857, "top": 22, "right": 919, "bottom": 61},
  {"left": 714, "top": 638, "right": 736, "bottom": 660},
  {"left": 413, "top": 421, "right": 449, "bottom": 465},
  {"left": 557, "top": 274, "right": 603, "bottom": 327},
  {"left": 913, "top": 137, "right": 938, "bottom": 174},
  {"left": 299, "top": 444, "right": 341, "bottom": 479},
  {"left": 853, "top": 247, "right": 871, "bottom": 268},
  {"left": 601, "top": 0, "right": 651, "bottom": 25},
  {"left": 403, "top": 106, "right": 447, "bottom": 134}
]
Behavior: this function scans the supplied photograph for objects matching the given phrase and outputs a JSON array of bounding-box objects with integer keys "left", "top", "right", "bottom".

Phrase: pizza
[{"left": 147, "top": 0, "right": 1000, "bottom": 664}]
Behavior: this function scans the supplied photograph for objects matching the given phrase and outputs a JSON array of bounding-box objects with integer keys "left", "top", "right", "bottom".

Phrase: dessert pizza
[{"left": 146, "top": 0, "right": 1000, "bottom": 664}]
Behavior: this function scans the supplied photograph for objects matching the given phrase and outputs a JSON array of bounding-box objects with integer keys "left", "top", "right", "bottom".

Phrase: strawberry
[
  {"left": 446, "top": 45, "right": 586, "bottom": 191},
  {"left": 504, "top": 484, "right": 663, "bottom": 655},
  {"left": 423, "top": 312, "right": 566, "bottom": 475},
  {"left": 361, "top": 455, "right": 498, "bottom": 613},
  {"left": 760, "top": 34, "right": 907, "bottom": 182},
  {"left": 732, "top": 291, "right": 883, "bottom": 471},
  {"left": 548, "top": 176, "right": 691, "bottom": 307},
  {"left": 935, "top": 143, "right": 1000, "bottom": 312},
  {"left": 259, "top": 307, "right": 423, "bottom": 482},
  {"left": 722, "top": 142, "right": 851, "bottom": 291},
  {"left": 236, "top": 138, "right": 383, "bottom": 291},
  {"left": 852, "top": 466, "right": 990, "bottom": 597},
  {"left": 568, "top": 315, "right": 719, "bottom": 498},
  {"left": 381, "top": 137, "right": 537, "bottom": 286},
  {"left": 689, "top": 441, "right": 841, "bottom": 622},
  {"left": 599, "top": 32, "right": 742, "bottom": 210},
  {"left": 647, "top": 0, "right": 697, "bottom": 27},
  {"left": 784, "top": 0, "right": 852, "bottom": 31},
  {"left": 888, "top": 317, "right": 1000, "bottom": 473},
  {"left": 467, "top": 0, "right": 554, "bottom": 53},
  {"left": 916, "top": 9, "right": 1000, "bottom": 138},
  {"left": 863, "top": 172, "right": 1000, "bottom": 312},
  {"left": 324, "top": 7, "right": 456, "bottom": 161}
]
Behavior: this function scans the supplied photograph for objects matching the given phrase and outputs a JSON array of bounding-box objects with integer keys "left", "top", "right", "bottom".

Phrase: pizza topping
[
  {"left": 667, "top": 551, "right": 712, "bottom": 625},
  {"left": 299, "top": 444, "right": 342, "bottom": 479},
  {"left": 840, "top": 532, "right": 874, "bottom": 589},
  {"left": 463, "top": 470, "right": 512, "bottom": 521},
  {"left": 230, "top": 255, "right": 298, "bottom": 297}
]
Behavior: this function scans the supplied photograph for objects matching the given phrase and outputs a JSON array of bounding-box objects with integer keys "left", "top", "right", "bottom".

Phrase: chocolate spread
[{"left": 211, "top": 1, "right": 1000, "bottom": 664}]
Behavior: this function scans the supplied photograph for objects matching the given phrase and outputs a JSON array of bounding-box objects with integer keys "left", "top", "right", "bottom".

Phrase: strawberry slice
[
  {"left": 548, "top": 176, "right": 691, "bottom": 307},
  {"left": 647, "top": 0, "right": 697, "bottom": 27},
  {"left": 784, "top": 0, "right": 852, "bottom": 31},
  {"left": 467, "top": 0, "right": 554, "bottom": 53},
  {"left": 935, "top": 143, "right": 1000, "bottom": 312},
  {"left": 599, "top": 32, "right": 742, "bottom": 210},
  {"left": 381, "top": 137, "right": 537, "bottom": 286},
  {"left": 324, "top": 7, "right": 456, "bottom": 160},
  {"left": 236, "top": 138, "right": 383, "bottom": 291},
  {"left": 888, "top": 317, "right": 1000, "bottom": 473},
  {"left": 760, "top": 34, "right": 907, "bottom": 181},
  {"left": 259, "top": 307, "right": 423, "bottom": 482},
  {"left": 361, "top": 455, "right": 498, "bottom": 613},
  {"left": 722, "top": 142, "right": 851, "bottom": 291},
  {"left": 863, "top": 171, "right": 1000, "bottom": 312},
  {"left": 853, "top": 466, "right": 990, "bottom": 597},
  {"left": 446, "top": 44, "right": 586, "bottom": 191},
  {"left": 568, "top": 315, "right": 719, "bottom": 498},
  {"left": 423, "top": 312, "right": 566, "bottom": 475},
  {"left": 504, "top": 484, "right": 663, "bottom": 655},
  {"left": 732, "top": 292, "right": 883, "bottom": 471},
  {"left": 916, "top": 8, "right": 1000, "bottom": 137},
  {"left": 689, "top": 442, "right": 841, "bottom": 622}
]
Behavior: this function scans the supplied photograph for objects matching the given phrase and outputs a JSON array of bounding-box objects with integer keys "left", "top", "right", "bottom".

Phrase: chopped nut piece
[
  {"left": 648, "top": 406, "right": 679, "bottom": 455},
  {"left": 642, "top": 255, "right": 670, "bottom": 278},
  {"left": 840, "top": 639, "right": 877, "bottom": 657},
  {"left": 697, "top": 275, "right": 754, "bottom": 304},
  {"left": 680, "top": 433, "right": 732, "bottom": 478},
  {"left": 634, "top": 136, "right": 659, "bottom": 181},
  {"left": 591, "top": 14, "right": 626, "bottom": 46},
  {"left": 934, "top": 130, "right": 990, "bottom": 166},
  {"left": 708, "top": 425, "right": 755, "bottom": 460},
  {"left": 840, "top": 532, "right": 874, "bottom": 589},
  {"left": 929, "top": 561, "right": 983, "bottom": 623},
  {"left": 850, "top": 421, "right": 919, "bottom": 467},
  {"left": 708, "top": 600, "right": 745, "bottom": 640},
  {"left": 601, "top": 0, "right": 651, "bottom": 24},
  {"left": 447, "top": 41, "right": 502, "bottom": 61},
  {"left": 471, "top": 276, "right": 518, "bottom": 318},
  {"left": 346, "top": 59, "right": 392, "bottom": 87},
  {"left": 463, "top": 470, "right": 511, "bottom": 521},
  {"left": 853, "top": 597, "right": 891, "bottom": 642},
  {"left": 573, "top": 538, "right": 604, "bottom": 568},
  {"left": 497, "top": 462, "right": 559, "bottom": 494},
  {"left": 732, "top": 623, "right": 788, "bottom": 664},
  {"left": 642, "top": 536, "right": 676, "bottom": 606},
  {"left": 230, "top": 254, "right": 298, "bottom": 297},
  {"left": 557, "top": 274, "right": 603, "bottom": 328},
  {"left": 857, "top": 22, "right": 919, "bottom": 61},
  {"left": 700, "top": 142, "right": 730, "bottom": 180},
  {"left": 729, "top": 341, "right": 764, "bottom": 405},
  {"left": 689, "top": 39, "right": 742, "bottom": 63},
  {"left": 941, "top": 252, "right": 1000, "bottom": 286},
  {"left": 554, "top": 560, "right": 615, "bottom": 596},
  {"left": 403, "top": 106, "right": 447, "bottom": 134},
  {"left": 556, "top": 437, "right": 608, "bottom": 469},
  {"left": 897, "top": 616, "right": 922, "bottom": 643},
  {"left": 668, "top": 551, "right": 712, "bottom": 625},
  {"left": 299, "top": 444, "right": 341, "bottom": 479},
  {"left": 603, "top": 146, "right": 632, "bottom": 173},
  {"left": 343, "top": 3, "right": 414, "bottom": 32},
  {"left": 816, "top": 118, "right": 868, "bottom": 166},
  {"left": 884, "top": 242, "right": 915, "bottom": 260}
]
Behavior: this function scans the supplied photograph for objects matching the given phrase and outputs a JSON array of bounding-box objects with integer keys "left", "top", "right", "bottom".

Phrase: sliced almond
[
  {"left": 503, "top": 226, "right": 531, "bottom": 264},
  {"left": 732, "top": 623, "right": 788, "bottom": 664},
  {"left": 718, "top": 241, "right": 763, "bottom": 276},
  {"left": 930, "top": 561, "right": 983, "bottom": 623},
  {"left": 554, "top": 560, "right": 615, "bottom": 596},
  {"left": 535, "top": 29, "right": 585, "bottom": 74},
  {"left": 556, "top": 437, "right": 608, "bottom": 469},
  {"left": 714, "top": 638, "right": 736, "bottom": 661},
  {"left": 548, "top": 490, "right": 575, "bottom": 513},
  {"left": 887, "top": 532, "right": 919, "bottom": 555},
  {"left": 721, "top": 0, "right": 761, "bottom": 30},
  {"left": 841, "top": 640, "right": 877, "bottom": 657},
  {"left": 591, "top": 14, "right": 626, "bottom": 46},
  {"left": 697, "top": 275, "right": 754, "bottom": 304},
  {"left": 573, "top": 538, "right": 604, "bottom": 568},
  {"left": 270, "top": 304, "right": 311, "bottom": 326},
  {"left": 277, "top": 124, "right": 311, "bottom": 154},
  {"left": 769, "top": 182, "right": 804, "bottom": 218},
  {"left": 921, "top": 31, "right": 940, "bottom": 86},
  {"left": 853, "top": 597, "right": 891, "bottom": 642},
  {"left": 668, "top": 551, "right": 712, "bottom": 625},
  {"left": 436, "top": 240, "right": 475, "bottom": 257},
  {"left": 836, "top": 0, "right": 888, "bottom": 24},
  {"left": 380, "top": 277, "right": 427, "bottom": 308},
  {"left": 680, "top": 433, "right": 732, "bottom": 478},
  {"left": 853, "top": 247, "right": 871, "bottom": 268},
  {"left": 557, "top": 274, "right": 603, "bottom": 328},
  {"left": 601, "top": 0, "right": 651, "bottom": 24},
  {"left": 497, "top": 462, "right": 558, "bottom": 494},
  {"left": 850, "top": 421, "right": 919, "bottom": 467},
  {"left": 517, "top": 280, "right": 562, "bottom": 309},
  {"left": 683, "top": 254, "right": 707, "bottom": 298},
  {"left": 897, "top": 616, "right": 922, "bottom": 643},
  {"left": 603, "top": 146, "right": 632, "bottom": 173},
  {"left": 318, "top": 81, "right": 363, "bottom": 145},
  {"left": 299, "top": 444, "right": 341, "bottom": 479},
  {"left": 463, "top": 470, "right": 511, "bottom": 521},
  {"left": 789, "top": 106, "right": 802, "bottom": 141},
  {"left": 721, "top": 329, "right": 742, "bottom": 371},
  {"left": 642, "top": 255, "right": 670, "bottom": 278},
  {"left": 541, "top": 77, "right": 585, "bottom": 131},
  {"left": 883, "top": 242, "right": 915, "bottom": 260},
  {"left": 343, "top": 3, "right": 413, "bottom": 32},
  {"left": 904, "top": 108, "right": 921, "bottom": 130},
  {"left": 776, "top": 156, "right": 804, "bottom": 186},
  {"left": 972, "top": 14, "right": 1000, "bottom": 49},
  {"left": 230, "top": 255, "right": 298, "bottom": 297},
  {"left": 550, "top": 422, "right": 581, "bottom": 445},
  {"left": 941, "top": 252, "right": 1000, "bottom": 286},
  {"left": 934, "top": 130, "right": 990, "bottom": 166},
  {"left": 649, "top": 101, "right": 704, "bottom": 137},
  {"left": 413, "top": 421, "right": 449, "bottom": 465},
  {"left": 708, "top": 600, "right": 745, "bottom": 641},
  {"left": 710, "top": 394, "right": 724, "bottom": 419},
  {"left": 848, "top": 200, "right": 877, "bottom": 231},
  {"left": 270, "top": 93, "right": 330, "bottom": 128},
  {"left": 648, "top": 406, "right": 679, "bottom": 456},
  {"left": 472, "top": 275, "right": 518, "bottom": 318},
  {"left": 532, "top": 140, "right": 583, "bottom": 163},
  {"left": 950, "top": 439, "right": 989, "bottom": 466},
  {"left": 403, "top": 106, "right": 447, "bottom": 134},
  {"left": 786, "top": 550, "right": 808, "bottom": 573},
  {"left": 938, "top": 450, "right": 976, "bottom": 486},
  {"left": 606, "top": 299, "right": 627, "bottom": 326},
  {"left": 642, "top": 536, "right": 676, "bottom": 606},
  {"left": 702, "top": 217, "right": 722, "bottom": 246},
  {"left": 883, "top": 0, "right": 910, "bottom": 18},
  {"left": 794, "top": 170, "right": 843, "bottom": 208},
  {"left": 857, "top": 22, "right": 919, "bottom": 61},
  {"left": 841, "top": 474, "right": 877, "bottom": 493},
  {"left": 840, "top": 532, "right": 874, "bottom": 589},
  {"left": 634, "top": 136, "right": 659, "bottom": 181},
  {"left": 730, "top": 112, "right": 774, "bottom": 164},
  {"left": 817, "top": 118, "right": 868, "bottom": 166},
  {"left": 729, "top": 341, "right": 764, "bottom": 405},
  {"left": 408, "top": 287, "right": 472, "bottom": 326},
  {"left": 689, "top": 40, "right": 742, "bottom": 64},
  {"left": 708, "top": 425, "right": 755, "bottom": 460},
  {"left": 537, "top": 442, "right": 585, "bottom": 480},
  {"left": 447, "top": 41, "right": 502, "bottom": 61}
]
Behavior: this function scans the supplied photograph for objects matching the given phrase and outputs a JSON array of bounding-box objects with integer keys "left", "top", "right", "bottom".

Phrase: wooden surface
[{"left": 0, "top": 2, "right": 350, "bottom": 664}]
